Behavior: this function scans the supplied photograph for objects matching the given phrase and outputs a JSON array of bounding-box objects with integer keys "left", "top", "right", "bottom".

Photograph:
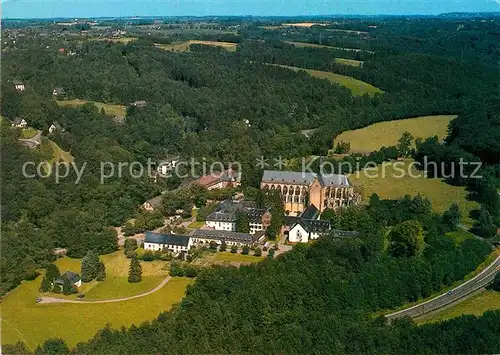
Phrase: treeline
[{"left": 7, "top": 195, "right": 496, "bottom": 354}]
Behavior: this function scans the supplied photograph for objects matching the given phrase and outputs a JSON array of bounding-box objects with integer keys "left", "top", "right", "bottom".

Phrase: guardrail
[{"left": 385, "top": 256, "right": 500, "bottom": 322}]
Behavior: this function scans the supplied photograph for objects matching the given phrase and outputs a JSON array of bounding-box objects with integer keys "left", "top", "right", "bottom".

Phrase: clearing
[
  {"left": 281, "top": 22, "right": 328, "bottom": 28},
  {"left": 272, "top": 63, "right": 382, "bottom": 96},
  {"left": 56, "top": 99, "right": 126, "bottom": 117},
  {"left": 20, "top": 128, "right": 38, "bottom": 139},
  {"left": 1, "top": 251, "right": 191, "bottom": 349},
  {"left": 349, "top": 159, "right": 479, "bottom": 225},
  {"left": 156, "top": 40, "right": 238, "bottom": 52},
  {"left": 334, "top": 115, "right": 456, "bottom": 153},
  {"left": 213, "top": 252, "right": 264, "bottom": 264},
  {"left": 285, "top": 41, "right": 375, "bottom": 54},
  {"left": 98, "top": 37, "right": 138, "bottom": 44},
  {"left": 417, "top": 290, "right": 500, "bottom": 324},
  {"left": 48, "top": 140, "right": 74, "bottom": 164},
  {"left": 335, "top": 58, "right": 364, "bottom": 67}
]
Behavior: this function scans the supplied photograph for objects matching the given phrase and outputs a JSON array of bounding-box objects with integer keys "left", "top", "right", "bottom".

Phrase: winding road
[
  {"left": 385, "top": 255, "right": 500, "bottom": 322},
  {"left": 38, "top": 276, "right": 171, "bottom": 304}
]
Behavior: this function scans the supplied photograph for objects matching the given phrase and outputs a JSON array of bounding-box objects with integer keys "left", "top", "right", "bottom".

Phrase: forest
[{"left": 1, "top": 15, "right": 499, "bottom": 353}]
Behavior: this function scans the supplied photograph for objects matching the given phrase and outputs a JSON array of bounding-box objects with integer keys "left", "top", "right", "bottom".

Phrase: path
[
  {"left": 385, "top": 255, "right": 500, "bottom": 322},
  {"left": 18, "top": 130, "right": 42, "bottom": 148},
  {"left": 38, "top": 276, "right": 171, "bottom": 304}
]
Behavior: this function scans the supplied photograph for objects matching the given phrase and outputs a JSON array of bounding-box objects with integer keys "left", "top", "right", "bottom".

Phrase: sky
[{"left": 2, "top": 0, "right": 500, "bottom": 19}]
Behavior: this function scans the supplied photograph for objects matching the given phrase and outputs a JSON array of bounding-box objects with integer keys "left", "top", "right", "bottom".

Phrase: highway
[{"left": 385, "top": 255, "right": 500, "bottom": 322}]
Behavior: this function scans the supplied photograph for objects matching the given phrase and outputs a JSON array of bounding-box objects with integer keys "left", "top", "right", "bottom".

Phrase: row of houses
[
  {"left": 205, "top": 200, "right": 271, "bottom": 234},
  {"left": 11, "top": 117, "right": 63, "bottom": 134},
  {"left": 143, "top": 229, "right": 266, "bottom": 253}
]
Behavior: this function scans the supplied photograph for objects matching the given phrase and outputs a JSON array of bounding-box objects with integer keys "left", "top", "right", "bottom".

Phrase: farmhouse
[
  {"left": 191, "top": 229, "right": 265, "bottom": 247},
  {"left": 13, "top": 80, "right": 25, "bottom": 91},
  {"left": 54, "top": 271, "right": 82, "bottom": 290},
  {"left": 205, "top": 200, "right": 271, "bottom": 234},
  {"left": 52, "top": 87, "right": 66, "bottom": 97},
  {"left": 144, "top": 231, "right": 193, "bottom": 253},
  {"left": 261, "top": 170, "right": 357, "bottom": 215},
  {"left": 141, "top": 195, "right": 163, "bottom": 212},
  {"left": 12, "top": 117, "right": 28, "bottom": 128}
]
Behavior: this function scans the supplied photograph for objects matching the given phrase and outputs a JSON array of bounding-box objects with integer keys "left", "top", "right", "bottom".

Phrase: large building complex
[{"left": 260, "top": 170, "right": 357, "bottom": 215}]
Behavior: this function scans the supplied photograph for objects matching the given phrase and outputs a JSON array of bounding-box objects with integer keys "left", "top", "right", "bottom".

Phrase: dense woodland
[{"left": 1, "top": 15, "right": 499, "bottom": 353}]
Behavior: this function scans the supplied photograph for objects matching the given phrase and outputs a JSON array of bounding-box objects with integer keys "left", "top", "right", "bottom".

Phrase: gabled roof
[
  {"left": 13, "top": 80, "right": 24, "bottom": 85},
  {"left": 262, "top": 170, "right": 317, "bottom": 185},
  {"left": 53, "top": 87, "right": 65, "bottom": 95},
  {"left": 191, "top": 229, "right": 254, "bottom": 244},
  {"left": 55, "top": 271, "right": 80, "bottom": 285},
  {"left": 299, "top": 219, "right": 331, "bottom": 233},
  {"left": 299, "top": 204, "right": 320, "bottom": 220},
  {"left": 320, "top": 174, "right": 350, "bottom": 187},
  {"left": 51, "top": 121, "right": 62, "bottom": 130},
  {"left": 145, "top": 231, "right": 191, "bottom": 247},
  {"left": 145, "top": 195, "right": 163, "bottom": 207},
  {"left": 13, "top": 117, "right": 25, "bottom": 125}
]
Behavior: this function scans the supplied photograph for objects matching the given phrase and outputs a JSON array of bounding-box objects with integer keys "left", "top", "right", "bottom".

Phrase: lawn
[
  {"left": 156, "top": 40, "right": 237, "bottom": 52},
  {"left": 56, "top": 99, "right": 126, "bottom": 117},
  {"left": 334, "top": 115, "right": 456, "bottom": 153},
  {"left": 418, "top": 290, "right": 500, "bottom": 324},
  {"left": 84, "top": 276, "right": 166, "bottom": 300},
  {"left": 1, "top": 277, "right": 192, "bottom": 350},
  {"left": 335, "top": 58, "right": 364, "bottom": 67},
  {"left": 270, "top": 63, "right": 382, "bottom": 97},
  {"left": 349, "top": 160, "right": 479, "bottom": 225},
  {"left": 213, "top": 252, "right": 264, "bottom": 264},
  {"left": 187, "top": 221, "right": 206, "bottom": 229},
  {"left": 20, "top": 127, "right": 38, "bottom": 139}
]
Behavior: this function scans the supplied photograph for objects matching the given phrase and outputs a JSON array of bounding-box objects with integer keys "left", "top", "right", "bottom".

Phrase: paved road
[
  {"left": 385, "top": 255, "right": 500, "bottom": 322},
  {"left": 18, "top": 130, "right": 42, "bottom": 148},
  {"left": 38, "top": 276, "right": 171, "bottom": 305}
]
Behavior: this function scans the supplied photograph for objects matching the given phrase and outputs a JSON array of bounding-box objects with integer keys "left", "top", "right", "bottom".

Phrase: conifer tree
[
  {"left": 96, "top": 261, "right": 106, "bottom": 281},
  {"left": 81, "top": 250, "right": 100, "bottom": 282},
  {"left": 128, "top": 254, "right": 142, "bottom": 283}
]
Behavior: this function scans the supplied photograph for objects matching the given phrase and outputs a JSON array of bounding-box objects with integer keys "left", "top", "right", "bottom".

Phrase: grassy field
[
  {"left": 418, "top": 290, "right": 500, "bottom": 324},
  {"left": 48, "top": 140, "right": 74, "bottom": 164},
  {"left": 1, "top": 277, "right": 191, "bottom": 350},
  {"left": 271, "top": 64, "right": 382, "bottom": 96},
  {"left": 188, "top": 221, "right": 206, "bottom": 229},
  {"left": 213, "top": 252, "right": 264, "bottom": 264},
  {"left": 349, "top": 160, "right": 479, "bottom": 225},
  {"left": 335, "top": 58, "right": 364, "bottom": 67},
  {"left": 156, "top": 40, "right": 237, "bottom": 52},
  {"left": 281, "top": 22, "right": 327, "bottom": 27},
  {"left": 285, "top": 41, "right": 374, "bottom": 54},
  {"left": 20, "top": 127, "right": 38, "bottom": 139},
  {"left": 57, "top": 99, "right": 126, "bottom": 117},
  {"left": 98, "top": 37, "right": 138, "bottom": 44},
  {"left": 84, "top": 276, "right": 166, "bottom": 300},
  {"left": 334, "top": 115, "right": 457, "bottom": 153}
]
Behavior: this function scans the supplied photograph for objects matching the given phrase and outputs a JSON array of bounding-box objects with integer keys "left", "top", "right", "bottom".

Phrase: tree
[
  {"left": 35, "top": 338, "right": 69, "bottom": 355},
  {"left": 62, "top": 276, "right": 76, "bottom": 295},
  {"left": 334, "top": 141, "right": 351, "bottom": 154},
  {"left": 235, "top": 211, "right": 250, "bottom": 233},
  {"left": 40, "top": 276, "right": 52, "bottom": 292},
  {"left": 124, "top": 238, "right": 138, "bottom": 255},
  {"left": 128, "top": 254, "right": 142, "bottom": 283},
  {"left": 219, "top": 242, "right": 227, "bottom": 252},
  {"left": 443, "top": 202, "right": 461, "bottom": 230},
  {"left": 389, "top": 220, "right": 425, "bottom": 258},
  {"left": 230, "top": 245, "right": 238, "bottom": 254},
  {"left": 45, "top": 264, "right": 60, "bottom": 281},
  {"left": 472, "top": 209, "right": 497, "bottom": 238},
  {"left": 492, "top": 273, "right": 500, "bottom": 292},
  {"left": 96, "top": 261, "right": 106, "bottom": 281},
  {"left": 81, "top": 250, "right": 100, "bottom": 282},
  {"left": 397, "top": 131, "right": 414, "bottom": 157},
  {"left": 209, "top": 241, "right": 218, "bottom": 251},
  {"left": 122, "top": 221, "right": 136, "bottom": 237},
  {"left": 267, "top": 248, "right": 275, "bottom": 258},
  {"left": 254, "top": 247, "right": 262, "bottom": 257},
  {"left": 241, "top": 245, "right": 250, "bottom": 255}
]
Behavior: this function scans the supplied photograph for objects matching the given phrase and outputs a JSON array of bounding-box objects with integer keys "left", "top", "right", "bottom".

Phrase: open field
[
  {"left": 48, "top": 140, "right": 74, "bottom": 164},
  {"left": 326, "top": 29, "right": 369, "bottom": 35},
  {"left": 97, "top": 37, "right": 138, "bottom": 44},
  {"left": 335, "top": 58, "right": 364, "bottom": 67},
  {"left": 284, "top": 41, "right": 375, "bottom": 53},
  {"left": 349, "top": 160, "right": 479, "bottom": 225},
  {"left": 84, "top": 276, "right": 166, "bottom": 300},
  {"left": 20, "top": 127, "right": 38, "bottom": 139},
  {"left": 156, "top": 40, "right": 238, "bottom": 52},
  {"left": 213, "top": 252, "right": 264, "bottom": 264},
  {"left": 56, "top": 99, "right": 126, "bottom": 117},
  {"left": 418, "top": 290, "right": 500, "bottom": 324},
  {"left": 334, "top": 115, "right": 457, "bottom": 153},
  {"left": 282, "top": 22, "right": 328, "bottom": 28},
  {"left": 273, "top": 64, "right": 382, "bottom": 96},
  {"left": 1, "top": 276, "right": 191, "bottom": 350}
]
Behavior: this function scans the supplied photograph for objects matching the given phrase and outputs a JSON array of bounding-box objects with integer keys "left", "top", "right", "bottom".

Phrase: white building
[
  {"left": 14, "top": 80, "right": 25, "bottom": 92},
  {"left": 191, "top": 229, "right": 265, "bottom": 248},
  {"left": 12, "top": 117, "right": 27, "bottom": 128},
  {"left": 143, "top": 231, "right": 193, "bottom": 253}
]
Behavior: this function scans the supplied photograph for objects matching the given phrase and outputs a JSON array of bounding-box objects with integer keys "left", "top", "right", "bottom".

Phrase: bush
[
  {"left": 142, "top": 250, "right": 155, "bottom": 261},
  {"left": 219, "top": 242, "right": 227, "bottom": 252},
  {"left": 241, "top": 245, "right": 250, "bottom": 255},
  {"left": 268, "top": 248, "right": 275, "bottom": 258},
  {"left": 254, "top": 248, "right": 262, "bottom": 257},
  {"left": 125, "top": 249, "right": 136, "bottom": 258},
  {"left": 230, "top": 245, "right": 238, "bottom": 253},
  {"left": 263, "top": 246, "right": 268, "bottom": 251},
  {"left": 24, "top": 269, "right": 40, "bottom": 281}
]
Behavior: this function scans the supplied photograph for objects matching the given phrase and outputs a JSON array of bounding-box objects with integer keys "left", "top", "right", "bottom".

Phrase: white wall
[
  {"left": 288, "top": 224, "right": 309, "bottom": 243},
  {"left": 206, "top": 220, "right": 235, "bottom": 231}
]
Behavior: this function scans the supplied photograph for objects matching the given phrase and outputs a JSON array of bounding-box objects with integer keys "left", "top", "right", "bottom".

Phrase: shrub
[
  {"left": 142, "top": 250, "right": 155, "bottom": 261},
  {"left": 230, "top": 245, "right": 238, "bottom": 254},
  {"left": 125, "top": 249, "right": 136, "bottom": 258},
  {"left": 219, "top": 242, "right": 227, "bottom": 252},
  {"left": 241, "top": 245, "right": 250, "bottom": 255},
  {"left": 254, "top": 248, "right": 262, "bottom": 257}
]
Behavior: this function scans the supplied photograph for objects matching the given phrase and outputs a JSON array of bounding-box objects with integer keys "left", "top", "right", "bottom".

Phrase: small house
[
  {"left": 48, "top": 121, "right": 63, "bottom": 134},
  {"left": 131, "top": 100, "right": 147, "bottom": 108},
  {"left": 54, "top": 271, "right": 82, "bottom": 290},
  {"left": 12, "top": 117, "right": 27, "bottom": 128},
  {"left": 13, "top": 80, "right": 25, "bottom": 92},
  {"left": 52, "top": 87, "right": 66, "bottom": 97},
  {"left": 141, "top": 195, "right": 163, "bottom": 212}
]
